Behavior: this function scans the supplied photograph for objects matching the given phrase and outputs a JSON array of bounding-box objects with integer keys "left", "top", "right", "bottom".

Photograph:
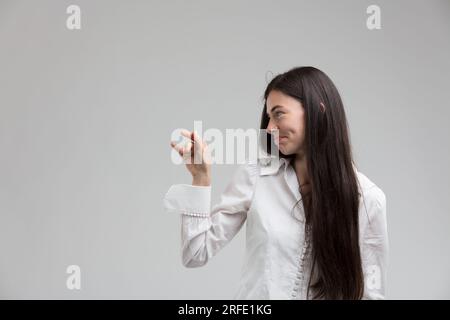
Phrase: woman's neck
[{"left": 293, "top": 151, "right": 310, "bottom": 186}]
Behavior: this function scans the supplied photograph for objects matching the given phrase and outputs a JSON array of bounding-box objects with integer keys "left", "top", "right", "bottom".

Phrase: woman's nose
[{"left": 266, "top": 120, "right": 278, "bottom": 135}]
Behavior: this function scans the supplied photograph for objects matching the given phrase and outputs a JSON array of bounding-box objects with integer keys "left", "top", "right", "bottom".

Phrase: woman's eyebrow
[{"left": 267, "top": 105, "right": 284, "bottom": 115}]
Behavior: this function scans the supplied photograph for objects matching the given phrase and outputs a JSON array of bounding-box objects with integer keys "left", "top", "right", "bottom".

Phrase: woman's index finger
[{"left": 192, "top": 130, "right": 203, "bottom": 145}]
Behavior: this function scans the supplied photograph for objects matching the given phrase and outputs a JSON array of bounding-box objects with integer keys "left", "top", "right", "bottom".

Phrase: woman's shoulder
[
  {"left": 228, "top": 159, "right": 260, "bottom": 187},
  {"left": 355, "top": 169, "right": 387, "bottom": 219},
  {"left": 355, "top": 169, "right": 388, "bottom": 240}
]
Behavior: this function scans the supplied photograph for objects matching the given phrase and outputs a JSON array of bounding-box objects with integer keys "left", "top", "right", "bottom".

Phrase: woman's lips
[{"left": 275, "top": 136, "right": 288, "bottom": 145}]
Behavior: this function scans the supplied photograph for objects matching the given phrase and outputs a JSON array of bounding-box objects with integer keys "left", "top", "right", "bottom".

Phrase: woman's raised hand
[{"left": 170, "top": 129, "right": 211, "bottom": 186}]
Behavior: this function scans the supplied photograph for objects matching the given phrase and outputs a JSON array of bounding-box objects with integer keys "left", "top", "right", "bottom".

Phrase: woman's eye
[{"left": 275, "top": 111, "right": 283, "bottom": 118}]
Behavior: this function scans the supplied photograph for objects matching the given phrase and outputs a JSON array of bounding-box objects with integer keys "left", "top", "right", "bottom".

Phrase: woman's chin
[{"left": 278, "top": 147, "right": 294, "bottom": 156}]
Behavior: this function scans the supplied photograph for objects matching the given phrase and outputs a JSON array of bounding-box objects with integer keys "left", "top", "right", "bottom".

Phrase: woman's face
[{"left": 266, "top": 90, "right": 306, "bottom": 155}]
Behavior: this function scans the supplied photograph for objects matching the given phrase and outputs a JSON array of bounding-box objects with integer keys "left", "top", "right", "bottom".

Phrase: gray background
[{"left": 0, "top": 0, "right": 449, "bottom": 299}]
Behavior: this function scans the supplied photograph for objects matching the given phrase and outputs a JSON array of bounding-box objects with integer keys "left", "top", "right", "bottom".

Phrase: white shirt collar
[
  {"left": 259, "top": 157, "right": 359, "bottom": 177},
  {"left": 259, "top": 157, "right": 293, "bottom": 176}
]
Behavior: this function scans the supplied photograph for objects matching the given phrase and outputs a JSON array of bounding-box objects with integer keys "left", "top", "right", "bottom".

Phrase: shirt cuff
[{"left": 163, "top": 184, "right": 211, "bottom": 216}]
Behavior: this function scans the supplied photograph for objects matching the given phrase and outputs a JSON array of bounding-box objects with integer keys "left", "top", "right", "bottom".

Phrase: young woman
[{"left": 164, "top": 66, "right": 388, "bottom": 300}]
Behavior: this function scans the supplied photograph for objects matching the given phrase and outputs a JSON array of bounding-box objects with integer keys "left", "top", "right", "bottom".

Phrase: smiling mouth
[{"left": 275, "top": 136, "right": 288, "bottom": 145}]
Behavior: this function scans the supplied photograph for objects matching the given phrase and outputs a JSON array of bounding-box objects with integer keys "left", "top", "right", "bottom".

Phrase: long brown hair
[{"left": 260, "top": 66, "right": 364, "bottom": 299}]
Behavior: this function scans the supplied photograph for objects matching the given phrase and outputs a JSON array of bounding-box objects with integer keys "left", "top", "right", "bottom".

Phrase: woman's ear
[{"left": 319, "top": 102, "right": 326, "bottom": 113}]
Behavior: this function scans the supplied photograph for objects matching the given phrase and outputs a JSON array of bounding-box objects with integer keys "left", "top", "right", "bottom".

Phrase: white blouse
[{"left": 163, "top": 157, "right": 388, "bottom": 300}]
